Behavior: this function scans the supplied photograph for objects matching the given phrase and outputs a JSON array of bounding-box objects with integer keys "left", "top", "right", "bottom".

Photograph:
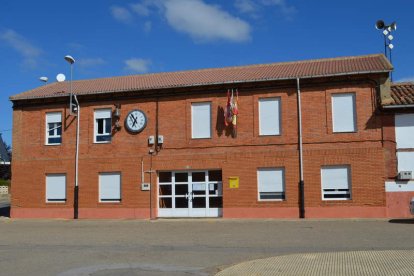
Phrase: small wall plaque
[{"left": 229, "top": 177, "right": 239, "bottom": 189}]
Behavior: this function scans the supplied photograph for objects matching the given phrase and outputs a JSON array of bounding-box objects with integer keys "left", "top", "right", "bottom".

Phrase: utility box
[
  {"left": 141, "top": 183, "right": 150, "bottom": 191},
  {"left": 158, "top": 135, "right": 164, "bottom": 144},
  {"left": 148, "top": 136, "right": 155, "bottom": 145},
  {"left": 398, "top": 171, "right": 412, "bottom": 180}
]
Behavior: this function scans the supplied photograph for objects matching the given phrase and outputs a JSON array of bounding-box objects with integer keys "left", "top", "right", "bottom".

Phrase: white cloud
[
  {"left": 163, "top": 0, "right": 251, "bottom": 42},
  {"left": 0, "top": 29, "right": 42, "bottom": 68},
  {"left": 111, "top": 6, "right": 133, "bottom": 24},
  {"left": 261, "top": 0, "right": 296, "bottom": 17},
  {"left": 78, "top": 58, "right": 106, "bottom": 68},
  {"left": 114, "top": 0, "right": 251, "bottom": 42},
  {"left": 235, "top": 0, "right": 258, "bottom": 14},
  {"left": 397, "top": 76, "right": 414, "bottom": 83},
  {"left": 125, "top": 58, "right": 152, "bottom": 73},
  {"left": 131, "top": 2, "right": 151, "bottom": 16}
]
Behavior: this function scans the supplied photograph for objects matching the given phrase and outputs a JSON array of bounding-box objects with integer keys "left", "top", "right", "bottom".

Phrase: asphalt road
[{"left": 0, "top": 214, "right": 413, "bottom": 276}]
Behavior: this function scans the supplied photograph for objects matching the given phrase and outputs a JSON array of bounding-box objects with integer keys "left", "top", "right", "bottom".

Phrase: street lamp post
[{"left": 64, "top": 55, "right": 79, "bottom": 219}]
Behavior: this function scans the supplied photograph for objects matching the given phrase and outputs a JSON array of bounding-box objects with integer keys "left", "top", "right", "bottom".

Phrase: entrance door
[{"left": 158, "top": 170, "right": 223, "bottom": 217}]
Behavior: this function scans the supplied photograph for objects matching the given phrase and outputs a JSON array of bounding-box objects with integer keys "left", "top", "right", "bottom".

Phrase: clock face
[{"left": 125, "top": 109, "right": 147, "bottom": 133}]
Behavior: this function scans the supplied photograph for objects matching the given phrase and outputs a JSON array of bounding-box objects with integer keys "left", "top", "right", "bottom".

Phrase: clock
[{"left": 125, "top": 109, "right": 147, "bottom": 133}]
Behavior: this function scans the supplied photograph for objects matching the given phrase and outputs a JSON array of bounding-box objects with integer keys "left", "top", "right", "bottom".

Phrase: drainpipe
[
  {"left": 296, "top": 78, "right": 305, "bottom": 218},
  {"left": 73, "top": 95, "right": 80, "bottom": 219}
]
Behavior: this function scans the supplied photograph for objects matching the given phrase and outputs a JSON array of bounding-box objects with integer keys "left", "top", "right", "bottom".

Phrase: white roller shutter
[
  {"left": 259, "top": 98, "right": 280, "bottom": 135},
  {"left": 191, "top": 102, "right": 211, "bottom": 139},
  {"left": 46, "top": 174, "right": 66, "bottom": 202},
  {"left": 332, "top": 93, "right": 356, "bottom": 132},
  {"left": 99, "top": 173, "right": 121, "bottom": 202}
]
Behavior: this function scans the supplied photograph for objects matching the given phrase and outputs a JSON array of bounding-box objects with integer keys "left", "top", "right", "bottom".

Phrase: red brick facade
[{"left": 11, "top": 75, "right": 399, "bottom": 219}]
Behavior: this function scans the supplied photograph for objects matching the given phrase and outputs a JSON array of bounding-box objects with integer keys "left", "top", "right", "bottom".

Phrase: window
[
  {"left": 257, "top": 168, "right": 285, "bottom": 200},
  {"left": 46, "top": 174, "right": 66, "bottom": 202},
  {"left": 191, "top": 102, "right": 211, "bottom": 139},
  {"left": 397, "top": 152, "right": 414, "bottom": 174},
  {"left": 259, "top": 98, "right": 281, "bottom": 136},
  {"left": 99, "top": 172, "right": 121, "bottom": 202},
  {"left": 332, "top": 93, "right": 356, "bottom": 132},
  {"left": 395, "top": 114, "right": 414, "bottom": 149},
  {"left": 321, "top": 166, "right": 351, "bottom": 200},
  {"left": 94, "top": 109, "right": 112, "bottom": 143},
  {"left": 46, "top": 112, "right": 62, "bottom": 145}
]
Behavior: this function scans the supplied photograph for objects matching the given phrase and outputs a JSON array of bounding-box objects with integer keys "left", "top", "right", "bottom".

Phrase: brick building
[
  {"left": 382, "top": 82, "right": 414, "bottom": 217},
  {"left": 10, "top": 54, "right": 411, "bottom": 219}
]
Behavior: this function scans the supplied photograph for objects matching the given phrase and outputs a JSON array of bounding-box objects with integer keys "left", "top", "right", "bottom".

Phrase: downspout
[
  {"left": 73, "top": 95, "right": 80, "bottom": 219},
  {"left": 296, "top": 78, "right": 305, "bottom": 219}
]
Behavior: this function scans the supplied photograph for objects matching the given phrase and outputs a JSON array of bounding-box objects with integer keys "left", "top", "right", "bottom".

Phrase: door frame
[{"left": 157, "top": 170, "right": 223, "bottom": 218}]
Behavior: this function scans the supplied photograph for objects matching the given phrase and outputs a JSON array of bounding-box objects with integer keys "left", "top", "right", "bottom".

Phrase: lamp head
[
  {"left": 39, "top": 76, "right": 48, "bottom": 83},
  {"left": 64, "top": 55, "right": 75, "bottom": 64},
  {"left": 375, "top": 20, "right": 385, "bottom": 30}
]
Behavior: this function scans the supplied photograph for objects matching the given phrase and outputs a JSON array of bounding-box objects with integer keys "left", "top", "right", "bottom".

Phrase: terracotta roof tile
[
  {"left": 10, "top": 54, "right": 392, "bottom": 101},
  {"left": 390, "top": 82, "right": 414, "bottom": 105}
]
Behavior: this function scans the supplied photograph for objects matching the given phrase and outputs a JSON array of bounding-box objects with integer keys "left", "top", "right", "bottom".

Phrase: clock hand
[{"left": 131, "top": 115, "right": 138, "bottom": 127}]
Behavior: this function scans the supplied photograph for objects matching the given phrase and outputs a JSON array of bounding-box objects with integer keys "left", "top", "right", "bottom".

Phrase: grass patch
[{"left": 0, "top": 179, "right": 10, "bottom": 187}]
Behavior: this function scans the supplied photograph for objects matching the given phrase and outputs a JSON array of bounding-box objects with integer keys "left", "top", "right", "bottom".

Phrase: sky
[{"left": 1, "top": 0, "right": 413, "bottom": 146}]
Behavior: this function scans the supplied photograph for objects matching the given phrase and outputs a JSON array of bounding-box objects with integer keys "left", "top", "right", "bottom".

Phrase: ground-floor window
[
  {"left": 46, "top": 174, "right": 66, "bottom": 202},
  {"left": 321, "top": 165, "right": 351, "bottom": 200},
  {"left": 99, "top": 172, "right": 121, "bottom": 202},
  {"left": 158, "top": 170, "right": 222, "bottom": 217},
  {"left": 257, "top": 168, "right": 285, "bottom": 201}
]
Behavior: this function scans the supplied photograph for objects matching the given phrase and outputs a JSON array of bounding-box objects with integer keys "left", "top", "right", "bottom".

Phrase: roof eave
[
  {"left": 382, "top": 104, "right": 414, "bottom": 109},
  {"left": 9, "top": 69, "right": 392, "bottom": 102}
]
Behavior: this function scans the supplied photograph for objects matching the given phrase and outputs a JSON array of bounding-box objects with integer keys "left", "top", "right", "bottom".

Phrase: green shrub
[{"left": 0, "top": 179, "right": 10, "bottom": 187}]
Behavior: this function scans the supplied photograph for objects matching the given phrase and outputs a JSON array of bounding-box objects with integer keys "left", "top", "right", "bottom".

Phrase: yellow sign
[{"left": 229, "top": 177, "right": 239, "bottom": 189}]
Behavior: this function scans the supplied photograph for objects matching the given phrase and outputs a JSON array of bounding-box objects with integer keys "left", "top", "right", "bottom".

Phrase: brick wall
[{"left": 11, "top": 80, "right": 389, "bottom": 218}]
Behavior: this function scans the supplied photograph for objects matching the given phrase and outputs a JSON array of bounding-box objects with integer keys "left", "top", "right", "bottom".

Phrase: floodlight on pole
[{"left": 375, "top": 20, "right": 397, "bottom": 81}]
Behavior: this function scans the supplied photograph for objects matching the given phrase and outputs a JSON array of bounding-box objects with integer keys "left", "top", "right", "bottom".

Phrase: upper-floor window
[
  {"left": 321, "top": 165, "right": 351, "bottom": 200},
  {"left": 332, "top": 93, "right": 356, "bottom": 133},
  {"left": 46, "top": 112, "right": 62, "bottom": 145},
  {"left": 257, "top": 167, "right": 285, "bottom": 201},
  {"left": 259, "top": 98, "right": 281, "bottom": 136},
  {"left": 191, "top": 102, "right": 211, "bottom": 139},
  {"left": 395, "top": 113, "right": 414, "bottom": 149},
  {"left": 94, "top": 109, "right": 112, "bottom": 143}
]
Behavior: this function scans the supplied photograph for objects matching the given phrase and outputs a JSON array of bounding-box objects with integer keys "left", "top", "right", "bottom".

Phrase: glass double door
[{"left": 158, "top": 170, "right": 223, "bottom": 217}]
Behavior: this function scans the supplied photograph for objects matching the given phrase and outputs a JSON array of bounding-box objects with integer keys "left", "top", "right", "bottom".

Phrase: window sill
[
  {"left": 45, "top": 143, "right": 62, "bottom": 146},
  {"left": 258, "top": 134, "right": 281, "bottom": 137},
  {"left": 258, "top": 199, "right": 285, "bottom": 202},
  {"left": 191, "top": 137, "right": 212, "bottom": 140},
  {"left": 46, "top": 201, "right": 66, "bottom": 204},
  {"left": 322, "top": 199, "right": 352, "bottom": 201},
  {"left": 99, "top": 200, "right": 121, "bottom": 204},
  {"left": 332, "top": 131, "right": 357, "bottom": 134}
]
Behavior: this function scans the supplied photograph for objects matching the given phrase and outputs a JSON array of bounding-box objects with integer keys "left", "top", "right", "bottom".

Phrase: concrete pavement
[
  {"left": 217, "top": 250, "right": 414, "bottom": 275},
  {"left": 0, "top": 217, "right": 413, "bottom": 275}
]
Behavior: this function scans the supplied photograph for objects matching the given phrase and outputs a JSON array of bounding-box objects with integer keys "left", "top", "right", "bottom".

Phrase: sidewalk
[{"left": 216, "top": 250, "right": 414, "bottom": 275}]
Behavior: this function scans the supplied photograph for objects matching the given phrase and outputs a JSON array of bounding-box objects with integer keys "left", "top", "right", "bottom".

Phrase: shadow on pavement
[{"left": 388, "top": 218, "right": 414, "bottom": 224}]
